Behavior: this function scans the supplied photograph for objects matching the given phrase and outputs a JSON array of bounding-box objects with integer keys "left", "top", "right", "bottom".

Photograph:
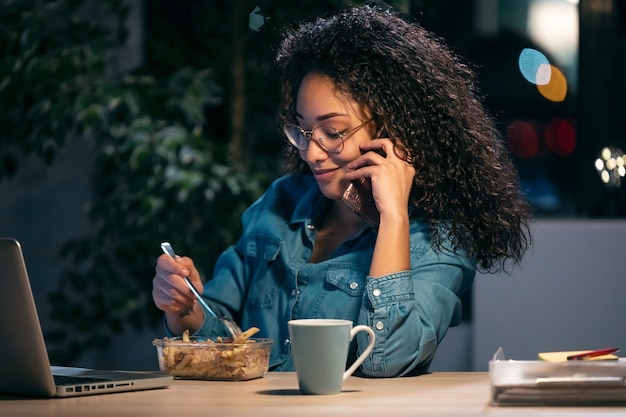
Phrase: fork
[{"left": 160, "top": 242, "right": 242, "bottom": 338}]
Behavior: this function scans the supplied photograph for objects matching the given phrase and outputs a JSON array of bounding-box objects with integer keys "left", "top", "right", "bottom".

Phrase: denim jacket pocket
[
  {"left": 245, "top": 233, "right": 281, "bottom": 262},
  {"left": 245, "top": 233, "right": 282, "bottom": 309},
  {"left": 325, "top": 262, "right": 368, "bottom": 297}
]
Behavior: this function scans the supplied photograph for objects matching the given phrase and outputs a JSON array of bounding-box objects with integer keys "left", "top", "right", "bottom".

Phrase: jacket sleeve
[{"left": 357, "top": 230, "right": 475, "bottom": 377}]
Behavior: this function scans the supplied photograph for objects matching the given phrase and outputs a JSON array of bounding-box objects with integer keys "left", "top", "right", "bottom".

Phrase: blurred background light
[
  {"left": 544, "top": 117, "right": 576, "bottom": 156},
  {"left": 518, "top": 48, "right": 551, "bottom": 85},
  {"left": 595, "top": 146, "right": 625, "bottom": 187},
  {"left": 506, "top": 119, "right": 540, "bottom": 159},
  {"left": 248, "top": 6, "right": 269, "bottom": 32},
  {"left": 536, "top": 64, "right": 568, "bottom": 101},
  {"left": 527, "top": 0, "right": 579, "bottom": 91}
]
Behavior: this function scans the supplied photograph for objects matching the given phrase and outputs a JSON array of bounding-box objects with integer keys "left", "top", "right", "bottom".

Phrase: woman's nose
[{"left": 303, "top": 137, "right": 328, "bottom": 162}]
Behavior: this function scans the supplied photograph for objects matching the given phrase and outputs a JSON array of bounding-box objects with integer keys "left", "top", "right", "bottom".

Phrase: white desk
[{"left": 2, "top": 372, "right": 626, "bottom": 416}]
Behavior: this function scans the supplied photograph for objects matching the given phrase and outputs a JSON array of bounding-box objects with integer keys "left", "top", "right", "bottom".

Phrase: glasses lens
[
  {"left": 283, "top": 125, "right": 308, "bottom": 150},
  {"left": 313, "top": 126, "right": 343, "bottom": 153}
]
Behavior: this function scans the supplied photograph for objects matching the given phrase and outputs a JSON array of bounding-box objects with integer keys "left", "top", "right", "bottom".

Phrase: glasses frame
[{"left": 283, "top": 118, "right": 374, "bottom": 154}]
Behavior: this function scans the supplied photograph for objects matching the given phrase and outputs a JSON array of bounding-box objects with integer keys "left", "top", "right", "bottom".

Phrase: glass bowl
[{"left": 152, "top": 336, "right": 273, "bottom": 381}]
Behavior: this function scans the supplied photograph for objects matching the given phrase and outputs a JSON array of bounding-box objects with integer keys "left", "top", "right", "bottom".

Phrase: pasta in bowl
[{"left": 153, "top": 327, "right": 272, "bottom": 381}]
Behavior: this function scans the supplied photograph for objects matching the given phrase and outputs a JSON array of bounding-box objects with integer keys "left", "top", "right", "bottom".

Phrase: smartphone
[
  {"left": 341, "top": 177, "right": 380, "bottom": 229},
  {"left": 340, "top": 147, "right": 386, "bottom": 229}
]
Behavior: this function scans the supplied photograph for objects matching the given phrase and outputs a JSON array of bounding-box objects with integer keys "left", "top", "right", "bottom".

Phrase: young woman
[{"left": 152, "top": 5, "right": 531, "bottom": 377}]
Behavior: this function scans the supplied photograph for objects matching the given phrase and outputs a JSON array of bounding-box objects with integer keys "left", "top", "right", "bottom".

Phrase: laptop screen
[{"left": 0, "top": 238, "right": 172, "bottom": 397}]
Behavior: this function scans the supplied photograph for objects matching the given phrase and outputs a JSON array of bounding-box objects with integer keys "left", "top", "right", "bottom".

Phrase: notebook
[{"left": 0, "top": 237, "right": 173, "bottom": 397}]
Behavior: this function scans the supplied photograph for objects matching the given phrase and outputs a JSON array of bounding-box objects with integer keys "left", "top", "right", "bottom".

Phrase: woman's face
[{"left": 295, "top": 73, "right": 376, "bottom": 199}]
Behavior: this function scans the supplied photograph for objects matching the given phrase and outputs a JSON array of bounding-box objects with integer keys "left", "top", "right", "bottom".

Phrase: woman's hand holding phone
[
  {"left": 344, "top": 138, "right": 415, "bottom": 226},
  {"left": 344, "top": 138, "right": 415, "bottom": 277}
]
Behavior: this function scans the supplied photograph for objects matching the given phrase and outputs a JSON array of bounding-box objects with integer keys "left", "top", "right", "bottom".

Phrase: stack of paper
[{"left": 489, "top": 348, "right": 626, "bottom": 406}]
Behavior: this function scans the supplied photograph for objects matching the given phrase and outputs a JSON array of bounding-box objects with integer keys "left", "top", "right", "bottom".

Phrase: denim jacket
[{"left": 174, "top": 174, "right": 475, "bottom": 377}]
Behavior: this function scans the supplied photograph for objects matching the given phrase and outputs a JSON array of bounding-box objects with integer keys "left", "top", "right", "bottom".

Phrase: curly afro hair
[{"left": 276, "top": 5, "right": 531, "bottom": 273}]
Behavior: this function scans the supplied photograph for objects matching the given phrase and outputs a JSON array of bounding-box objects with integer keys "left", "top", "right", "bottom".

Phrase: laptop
[{"left": 0, "top": 237, "right": 173, "bottom": 397}]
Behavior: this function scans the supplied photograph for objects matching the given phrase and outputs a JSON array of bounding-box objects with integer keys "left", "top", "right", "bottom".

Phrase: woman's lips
[{"left": 312, "top": 167, "right": 339, "bottom": 182}]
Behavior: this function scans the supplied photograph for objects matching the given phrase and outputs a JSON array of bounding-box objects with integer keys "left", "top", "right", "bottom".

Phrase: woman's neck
[
  {"left": 308, "top": 200, "right": 365, "bottom": 264},
  {"left": 323, "top": 199, "right": 364, "bottom": 230}
]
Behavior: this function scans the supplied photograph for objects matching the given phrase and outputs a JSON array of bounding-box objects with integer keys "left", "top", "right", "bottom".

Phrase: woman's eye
[{"left": 320, "top": 128, "right": 342, "bottom": 139}]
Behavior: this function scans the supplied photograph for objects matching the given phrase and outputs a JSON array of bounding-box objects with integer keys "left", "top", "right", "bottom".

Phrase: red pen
[{"left": 566, "top": 347, "right": 620, "bottom": 361}]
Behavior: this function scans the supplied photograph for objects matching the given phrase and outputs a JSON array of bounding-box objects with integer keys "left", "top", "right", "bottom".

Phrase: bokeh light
[
  {"left": 506, "top": 120, "right": 540, "bottom": 159},
  {"left": 544, "top": 117, "right": 576, "bottom": 156},
  {"left": 595, "top": 146, "right": 625, "bottom": 187},
  {"left": 518, "top": 48, "right": 551, "bottom": 85},
  {"left": 536, "top": 65, "right": 567, "bottom": 102},
  {"left": 506, "top": 118, "right": 578, "bottom": 159},
  {"left": 518, "top": 48, "right": 568, "bottom": 102},
  {"left": 527, "top": 0, "right": 579, "bottom": 77},
  {"left": 248, "top": 6, "right": 269, "bottom": 31}
]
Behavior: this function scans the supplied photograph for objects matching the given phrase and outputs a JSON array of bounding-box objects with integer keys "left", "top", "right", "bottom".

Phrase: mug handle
[{"left": 343, "top": 325, "right": 376, "bottom": 380}]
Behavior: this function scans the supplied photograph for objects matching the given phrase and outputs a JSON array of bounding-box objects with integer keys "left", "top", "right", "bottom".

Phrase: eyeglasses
[{"left": 283, "top": 118, "right": 374, "bottom": 154}]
